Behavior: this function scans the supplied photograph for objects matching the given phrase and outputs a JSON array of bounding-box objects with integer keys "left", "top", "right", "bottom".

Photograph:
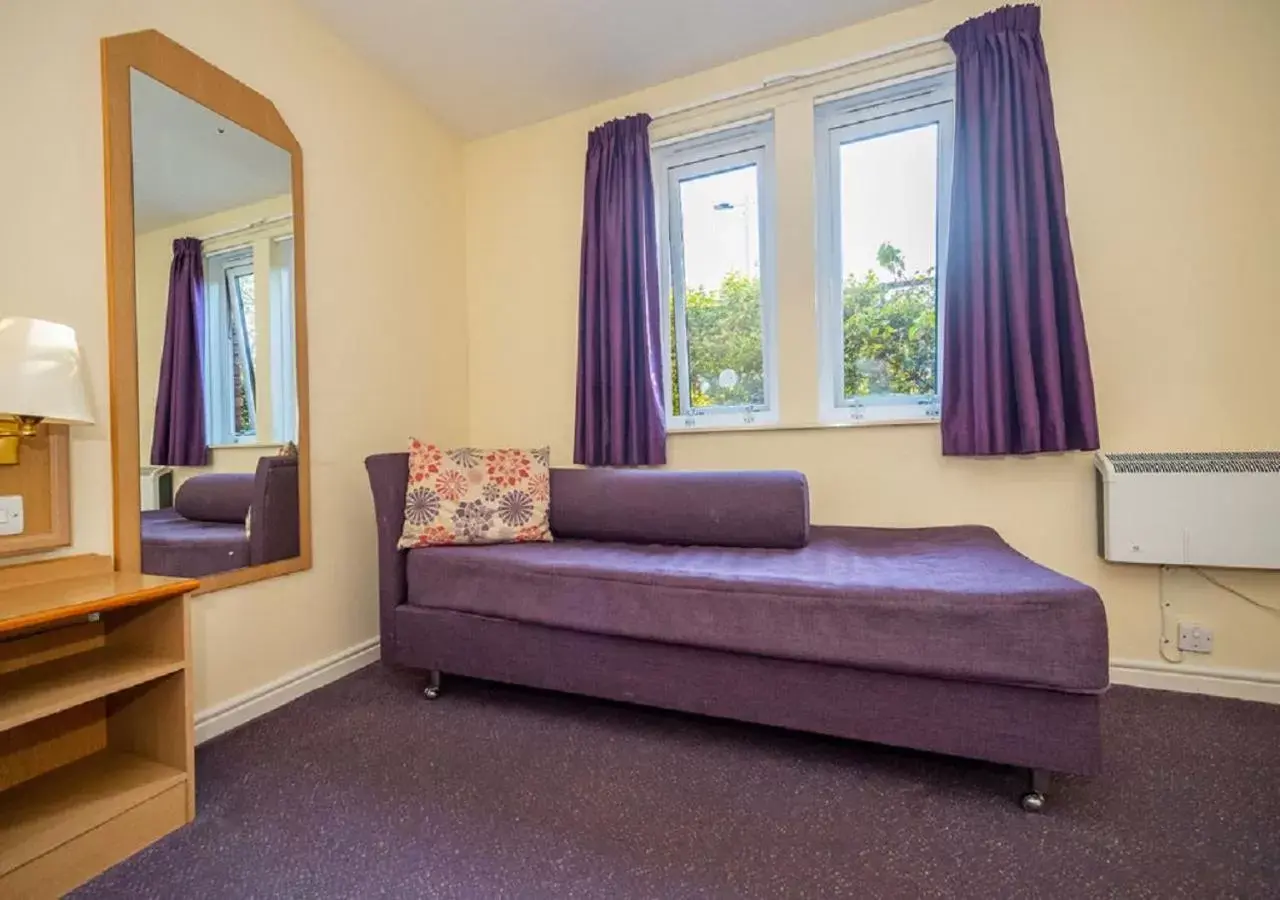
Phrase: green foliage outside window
[
  {"left": 668, "top": 242, "right": 936, "bottom": 415},
  {"left": 669, "top": 271, "right": 768, "bottom": 412},
  {"left": 843, "top": 243, "right": 936, "bottom": 398}
]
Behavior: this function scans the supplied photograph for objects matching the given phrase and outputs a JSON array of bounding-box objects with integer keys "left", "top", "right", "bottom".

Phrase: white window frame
[
  {"left": 654, "top": 119, "right": 780, "bottom": 430},
  {"left": 203, "top": 248, "right": 259, "bottom": 445},
  {"left": 269, "top": 236, "right": 298, "bottom": 445},
  {"left": 815, "top": 72, "right": 955, "bottom": 425}
]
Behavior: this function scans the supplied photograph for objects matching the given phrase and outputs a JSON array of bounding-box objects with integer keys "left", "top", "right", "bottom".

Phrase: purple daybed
[
  {"left": 142, "top": 455, "right": 300, "bottom": 577},
  {"left": 366, "top": 455, "right": 1108, "bottom": 810}
]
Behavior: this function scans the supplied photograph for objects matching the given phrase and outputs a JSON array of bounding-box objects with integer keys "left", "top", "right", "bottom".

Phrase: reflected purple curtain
[
  {"left": 151, "top": 237, "right": 208, "bottom": 466},
  {"left": 940, "top": 5, "right": 1099, "bottom": 456},
  {"left": 574, "top": 114, "right": 667, "bottom": 467}
]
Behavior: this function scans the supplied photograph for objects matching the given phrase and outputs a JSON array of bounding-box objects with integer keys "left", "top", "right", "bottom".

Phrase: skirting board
[
  {"left": 195, "top": 637, "right": 381, "bottom": 744},
  {"left": 1111, "top": 659, "right": 1280, "bottom": 705}
]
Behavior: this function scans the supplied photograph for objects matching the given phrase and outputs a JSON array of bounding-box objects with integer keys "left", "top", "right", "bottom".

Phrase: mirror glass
[{"left": 130, "top": 69, "right": 301, "bottom": 578}]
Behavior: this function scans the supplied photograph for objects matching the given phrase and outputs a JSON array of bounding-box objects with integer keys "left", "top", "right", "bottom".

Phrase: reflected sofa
[{"left": 142, "top": 455, "right": 299, "bottom": 577}]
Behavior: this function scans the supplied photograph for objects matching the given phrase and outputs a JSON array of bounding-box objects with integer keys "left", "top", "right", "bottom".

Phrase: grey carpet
[{"left": 74, "top": 665, "right": 1280, "bottom": 899}]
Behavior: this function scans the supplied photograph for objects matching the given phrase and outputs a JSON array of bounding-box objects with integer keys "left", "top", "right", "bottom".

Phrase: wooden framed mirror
[{"left": 101, "top": 31, "right": 311, "bottom": 593}]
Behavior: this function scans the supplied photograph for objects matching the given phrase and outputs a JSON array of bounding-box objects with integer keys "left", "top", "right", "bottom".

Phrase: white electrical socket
[
  {"left": 0, "top": 496, "right": 23, "bottom": 536},
  {"left": 1177, "top": 622, "right": 1214, "bottom": 654}
]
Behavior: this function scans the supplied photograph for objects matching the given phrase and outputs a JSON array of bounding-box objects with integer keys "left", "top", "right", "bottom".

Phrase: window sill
[{"left": 667, "top": 417, "right": 939, "bottom": 436}]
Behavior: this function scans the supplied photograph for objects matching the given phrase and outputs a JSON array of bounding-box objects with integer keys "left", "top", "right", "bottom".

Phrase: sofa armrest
[
  {"left": 365, "top": 452, "right": 409, "bottom": 662},
  {"left": 249, "top": 456, "right": 300, "bottom": 565}
]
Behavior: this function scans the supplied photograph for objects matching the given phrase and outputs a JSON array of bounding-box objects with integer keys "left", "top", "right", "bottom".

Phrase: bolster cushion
[
  {"left": 174, "top": 473, "right": 255, "bottom": 523},
  {"left": 549, "top": 468, "right": 809, "bottom": 549}
]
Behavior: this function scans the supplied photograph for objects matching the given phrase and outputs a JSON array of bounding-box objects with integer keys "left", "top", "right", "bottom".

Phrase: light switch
[{"left": 0, "top": 496, "right": 24, "bottom": 536}]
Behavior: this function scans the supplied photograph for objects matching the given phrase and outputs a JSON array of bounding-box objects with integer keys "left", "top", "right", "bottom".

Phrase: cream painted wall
[
  {"left": 134, "top": 193, "right": 291, "bottom": 477},
  {"left": 464, "top": 0, "right": 1280, "bottom": 673},
  {"left": 0, "top": 0, "right": 468, "bottom": 712}
]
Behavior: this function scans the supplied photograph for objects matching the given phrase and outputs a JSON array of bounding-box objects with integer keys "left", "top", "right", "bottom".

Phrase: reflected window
[
  {"left": 203, "top": 237, "right": 296, "bottom": 446},
  {"left": 204, "top": 251, "right": 254, "bottom": 442},
  {"left": 205, "top": 250, "right": 257, "bottom": 441}
]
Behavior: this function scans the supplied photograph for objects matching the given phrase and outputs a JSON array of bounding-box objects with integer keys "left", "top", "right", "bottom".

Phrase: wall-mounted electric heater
[{"left": 1095, "top": 451, "right": 1280, "bottom": 570}]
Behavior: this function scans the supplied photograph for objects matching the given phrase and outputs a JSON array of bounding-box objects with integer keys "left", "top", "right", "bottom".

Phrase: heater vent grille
[{"left": 1104, "top": 451, "right": 1280, "bottom": 475}]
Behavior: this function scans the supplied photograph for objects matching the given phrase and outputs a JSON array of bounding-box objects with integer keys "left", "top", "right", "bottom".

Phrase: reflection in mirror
[{"left": 131, "top": 69, "right": 300, "bottom": 578}]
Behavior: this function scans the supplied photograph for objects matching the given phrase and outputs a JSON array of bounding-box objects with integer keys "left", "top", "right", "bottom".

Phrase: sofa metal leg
[
  {"left": 422, "top": 669, "right": 442, "bottom": 700},
  {"left": 1020, "top": 769, "right": 1051, "bottom": 812}
]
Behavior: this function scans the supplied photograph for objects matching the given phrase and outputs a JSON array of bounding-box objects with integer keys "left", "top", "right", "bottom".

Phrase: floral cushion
[{"left": 398, "top": 441, "right": 552, "bottom": 548}]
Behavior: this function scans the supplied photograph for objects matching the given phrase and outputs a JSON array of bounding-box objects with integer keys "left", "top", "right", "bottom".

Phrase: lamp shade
[{"left": 0, "top": 317, "right": 94, "bottom": 424}]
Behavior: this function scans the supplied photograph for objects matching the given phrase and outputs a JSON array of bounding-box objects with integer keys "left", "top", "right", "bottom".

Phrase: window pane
[
  {"left": 228, "top": 268, "right": 257, "bottom": 437},
  {"left": 678, "top": 163, "right": 765, "bottom": 411},
  {"left": 235, "top": 272, "right": 257, "bottom": 366},
  {"left": 840, "top": 124, "right": 938, "bottom": 400}
]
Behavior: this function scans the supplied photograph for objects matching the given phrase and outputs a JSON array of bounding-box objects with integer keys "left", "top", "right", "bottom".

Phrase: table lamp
[{"left": 0, "top": 317, "right": 94, "bottom": 465}]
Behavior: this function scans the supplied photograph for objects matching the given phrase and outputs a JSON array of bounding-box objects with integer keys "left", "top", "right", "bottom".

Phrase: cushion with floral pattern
[{"left": 398, "top": 440, "right": 552, "bottom": 548}]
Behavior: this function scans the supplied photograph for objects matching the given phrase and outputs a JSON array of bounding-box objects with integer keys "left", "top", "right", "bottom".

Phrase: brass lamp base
[{"left": 0, "top": 416, "right": 44, "bottom": 465}]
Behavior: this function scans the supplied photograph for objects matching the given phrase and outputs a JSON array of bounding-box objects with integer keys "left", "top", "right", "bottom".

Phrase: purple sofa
[
  {"left": 366, "top": 455, "right": 1108, "bottom": 810},
  {"left": 142, "top": 455, "right": 300, "bottom": 577}
]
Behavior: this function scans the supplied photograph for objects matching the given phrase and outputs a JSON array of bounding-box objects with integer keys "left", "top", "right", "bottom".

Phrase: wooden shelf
[
  {"left": 0, "top": 569, "right": 199, "bottom": 636},
  {"left": 0, "top": 750, "right": 186, "bottom": 876},
  {"left": 0, "top": 647, "right": 184, "bottom": 733},
  {"left": 0, "top": 558, "right": 195, "bottom": 893}
]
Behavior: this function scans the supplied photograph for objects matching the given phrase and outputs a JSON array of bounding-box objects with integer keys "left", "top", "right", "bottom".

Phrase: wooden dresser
[{"left": 0, "top": 556, "right": 197, "bottom": 897}]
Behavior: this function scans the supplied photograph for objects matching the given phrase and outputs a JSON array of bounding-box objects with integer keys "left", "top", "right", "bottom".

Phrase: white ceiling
[
  {"left": 298, "top": 0, "right": 924, "bottom": 138},
  {"left": 130, "top": 70, "right": 292, "bottom": 233}
]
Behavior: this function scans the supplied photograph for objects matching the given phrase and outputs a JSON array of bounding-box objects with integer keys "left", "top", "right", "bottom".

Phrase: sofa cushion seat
[
  {"left": 404, "top": 524, "right": 1108, "bottom": 693},
  {"left": 141, "top": 508, "right": 250, "bottom": 576}
]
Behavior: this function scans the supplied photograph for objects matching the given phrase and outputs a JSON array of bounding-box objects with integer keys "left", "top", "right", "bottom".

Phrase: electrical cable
[{"left": 1191, "top": 567, "right": 1280, "bottom": 617}]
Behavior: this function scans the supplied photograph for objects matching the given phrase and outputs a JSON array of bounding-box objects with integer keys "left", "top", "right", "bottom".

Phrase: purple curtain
[
  {"left": 573, "top": 114, "right": 667, "bottom": 467},
  {"left": 151, "top": 237, "right": 208, "bottom": 466},
  {"left": 940, "top": 5, "right": 1099, "bottom": 456}
]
